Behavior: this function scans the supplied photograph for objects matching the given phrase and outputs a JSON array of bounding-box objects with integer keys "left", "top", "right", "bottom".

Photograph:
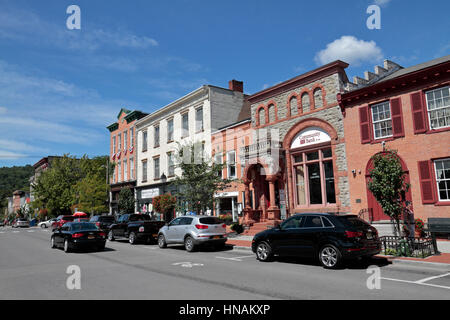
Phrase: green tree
[
  {"left": 118, "top": 187, "right": 135, "bottom": 213},
  {"left": 172, "top": 141, "right": 232, "bottom": 215},
  {"left": 367, "top": 149, "right": 410, "bottom": 236},
  {"left": 152, "top": 194, "right": 177, "bottom": 222}
]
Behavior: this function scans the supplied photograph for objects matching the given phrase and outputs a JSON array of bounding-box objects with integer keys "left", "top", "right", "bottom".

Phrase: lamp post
[{"left": 160, "top": 173, "right": 167, "bottom": 194}]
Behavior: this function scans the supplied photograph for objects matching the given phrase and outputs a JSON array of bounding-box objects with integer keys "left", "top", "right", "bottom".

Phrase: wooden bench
[{"left": 425, "top": 218, "right": 450, "bottom": 253}]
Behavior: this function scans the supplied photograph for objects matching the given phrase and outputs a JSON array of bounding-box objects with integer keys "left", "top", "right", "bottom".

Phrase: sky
[{"left": 0, "top": 0, "right": 449, "bottom": 167}]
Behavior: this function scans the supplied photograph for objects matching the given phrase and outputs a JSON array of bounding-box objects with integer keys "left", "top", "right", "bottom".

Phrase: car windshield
[
  {"left": 70, "top": 223, "right": 98, "bottom": 231},
  {"left": 337, "top": 216, "right": 369, "bottom": 229},
  {"left": 199, "top": 217, "right": 223, "bottom": 225},
  {"left": 64, "top": 216, "right": 75, "bottom": 221},
  {"left": 130, "top": 215, "right": 150, "bottom": 221}
]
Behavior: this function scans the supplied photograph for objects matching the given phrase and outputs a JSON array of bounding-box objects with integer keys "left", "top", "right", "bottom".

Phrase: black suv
[
  {"left": 251, "top": 213, "right": 381, "bottom": 268},
  {"left": 90, "top": 215, "right": 116, "bottom": 232}
]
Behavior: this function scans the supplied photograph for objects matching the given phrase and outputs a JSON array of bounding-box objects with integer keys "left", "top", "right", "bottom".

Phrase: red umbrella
[{"left": 73, "top": 212, "right": 88, "bottom": 217}]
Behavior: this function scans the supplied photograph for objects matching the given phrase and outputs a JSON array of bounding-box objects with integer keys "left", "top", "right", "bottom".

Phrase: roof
[
  {"left": 236, "top": 98, "right": 251, "bottom": 122},
  {"left": 378, "top": 55, "right": 450, "bottom": 83}
]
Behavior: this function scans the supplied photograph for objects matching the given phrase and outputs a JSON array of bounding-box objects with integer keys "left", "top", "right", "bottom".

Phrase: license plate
[
  {"left": 213, "top": 236, "right": 221, "bottom": 239},
  {"left": 88, "top": 235, "right": 95, "bottom": 239}
]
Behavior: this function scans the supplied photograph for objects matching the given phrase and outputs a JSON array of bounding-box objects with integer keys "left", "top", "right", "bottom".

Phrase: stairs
[{"left": 242, "top": 222, "right": 276, "bottom": 236}]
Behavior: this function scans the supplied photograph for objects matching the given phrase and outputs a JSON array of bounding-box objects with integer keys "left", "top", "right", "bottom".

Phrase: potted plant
[{"left": 415, "top": 218, "right": 425, "bottom": 238}]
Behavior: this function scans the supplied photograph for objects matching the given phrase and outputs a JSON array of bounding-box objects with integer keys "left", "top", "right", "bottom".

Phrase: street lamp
[{"left": 160, "top": 173, "right": 167, "bottom": 194}]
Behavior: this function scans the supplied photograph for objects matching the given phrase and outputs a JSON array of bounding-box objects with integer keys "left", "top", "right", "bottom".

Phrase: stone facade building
[{"left": 239, "top": 61, "right": 353, "bottom": 226}]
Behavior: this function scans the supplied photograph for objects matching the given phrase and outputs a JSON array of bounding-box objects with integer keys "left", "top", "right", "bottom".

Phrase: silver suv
[{"left": 157, "top": 215, "right": 227, "bottom": 252}]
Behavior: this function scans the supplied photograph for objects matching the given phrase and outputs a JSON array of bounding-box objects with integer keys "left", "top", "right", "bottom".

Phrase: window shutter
[
  {"left": 410, "top": 92, "right": 427, "bottom": 134},
  {"left": 417, "top": 160, "right": 436, "bottom": 204},
  {"left": 390, "top": 98, "right": 404, "bottom": 138},
  {"left": 359, "top": 105, "right": 371, "bottom": 144}
]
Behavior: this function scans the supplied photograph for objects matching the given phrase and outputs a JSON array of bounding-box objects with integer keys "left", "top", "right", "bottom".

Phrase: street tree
[
  {"left": 172, "top": 141, "right": 232, "bottom": 215},
  {"left": 367, "top": 149, "right": 410, "bottom": 236},
  {"left": 118, "top": 187, "right": 135, "bottom": 213}
]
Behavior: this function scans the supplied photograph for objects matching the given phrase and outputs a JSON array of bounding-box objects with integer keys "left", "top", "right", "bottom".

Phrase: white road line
[
  {"left": 381, "top": 277, "right": 450, "bottom": 290},
  {"left": 415, "top": 272, "right": 450, "bottom": 284},
  {"left": 12, "top": 231, "right": 19, "bottom": 233},
  {"left": 27, "top": 230, "right": 34, "bottom": 233}
]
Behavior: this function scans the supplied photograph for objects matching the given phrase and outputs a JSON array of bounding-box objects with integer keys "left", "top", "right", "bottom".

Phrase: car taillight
[
  {"left": 195, "top": 224, "right": 208, "bottom": 229},
  {"left": 345, "top": 231, "right": 364, "bottom": 238},
  {"left": 72, "top": 233, "right": 84, "bottom": 238},
  {"left": 98, "top": 232, "right": 106, "bottom": 237},
  {"left": 222, "top": 224, "right": 226, "bottom": 228}
]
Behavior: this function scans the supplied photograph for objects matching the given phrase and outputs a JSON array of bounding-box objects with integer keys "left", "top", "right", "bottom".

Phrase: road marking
[
  {"left": 216, "top": 255, "right": 255, "bottom": 262},
  {"left": 414, "top": 272, "right": 450, "bottom": 284},
  {"left": 381, "top": 277, "right": 450, "bottom": 290},
  {"left": 172, "top": 262, "right": 204, "bottom": 268},
  {"left": 12, "top": 231, "right": 19, "bottom": 233},
  {"left": 27, "top": 230, "right": 34, "bottom": 233}
]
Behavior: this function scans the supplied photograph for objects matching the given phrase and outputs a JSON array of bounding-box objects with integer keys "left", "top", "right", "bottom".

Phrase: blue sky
[{"left": 0, "top": 0, "right": 449, "bottom": 167}]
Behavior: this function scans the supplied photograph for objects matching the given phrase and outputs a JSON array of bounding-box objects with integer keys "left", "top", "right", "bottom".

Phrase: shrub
[{"left": 230, "top": 223, "right": 244, "bottom": 234}]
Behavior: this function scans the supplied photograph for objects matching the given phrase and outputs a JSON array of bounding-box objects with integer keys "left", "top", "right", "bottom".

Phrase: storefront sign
[
  {"left": 290, "top": 127, "right": 331, "bottom": 149},
  {"left": 141, "top": 188, "right": 159, "bottom": 199}
]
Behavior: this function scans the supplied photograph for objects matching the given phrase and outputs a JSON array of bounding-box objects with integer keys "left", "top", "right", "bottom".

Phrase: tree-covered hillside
[{"left": 0, "top": 165, "right": 34, "bottom": 211}]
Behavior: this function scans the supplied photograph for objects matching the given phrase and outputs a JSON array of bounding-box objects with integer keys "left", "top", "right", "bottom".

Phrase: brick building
[
  {"left": 107, "top": 108, "right": 148, "bottom": 214},
  {"left": 239, "top": 60, "right": 354, "bottom": 227},
  {"left": 338, "top": 55, "right": 450, "bottom": 232},
  {"left": 211, "top": 100, "right": 252, "bottom": 222}
]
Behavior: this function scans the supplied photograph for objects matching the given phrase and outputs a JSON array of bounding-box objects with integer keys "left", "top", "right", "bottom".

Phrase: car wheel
[
  {"left": 319, "top": 244, "right": 342, "bottom": 269},
  {"left": 184, "top": 236, "right": 196, "bottom": 252},
  {"left": 107, "top": 230, "right": 115, "bottom": 241},
  {"left": 129, "top": 232, "right": 137, "bottom": 245},
  {"left": 256, "top": 241, "right": 273, "bottom": 262},
  {"left": 158, "top": 234, "right": 167, "bottom": 248},
  {"left": 63, "top": 239, "right": 70, "bottom": 253},
  {"left": 51, "top": 236, "right": 56, "bottom": 249}
]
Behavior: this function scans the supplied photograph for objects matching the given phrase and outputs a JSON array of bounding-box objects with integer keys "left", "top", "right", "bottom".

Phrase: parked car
[
  {"left": 158, "top": 215, "right": 227, "bottom": 252},
  {"left": 251, "top": 213, "right": 381, "bottom": 269},
  {"left": 51, "top": 222, "right": 106, "bottom": 253},
  {"left": 38, "top": 218, "right": 58, "bottom": 228},
  {"left": 108, "top": 214, "right": 165, "bottom": 244},
  {"left": 52, "top": 215, "right": 75, "bottom": 230},
  {"left": 73, "top": 218, "right": 90, "bottom": 222},
  {"left": 12, "top": 218, "right": 30, "bottom": 228},
  {"left": 90, "top": 215, "right": 116, "bottom": 232}
]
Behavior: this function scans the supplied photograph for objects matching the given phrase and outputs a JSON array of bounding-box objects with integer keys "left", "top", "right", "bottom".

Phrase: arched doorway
[
  {"left": 365, "top": 153, "right": 413, "bottom": 222},
  {"left": 242, "top": 162, "right": 281, "bottom": 224}
]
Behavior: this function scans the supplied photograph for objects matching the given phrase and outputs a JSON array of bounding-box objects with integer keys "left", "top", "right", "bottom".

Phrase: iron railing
[{"left": 380, "top": 236, "right": 436, "bottom": 258}]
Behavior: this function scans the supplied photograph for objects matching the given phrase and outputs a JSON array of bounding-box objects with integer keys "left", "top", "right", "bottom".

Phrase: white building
[{"left": 135, "top": 81, "right": 245, "bottom": 219}]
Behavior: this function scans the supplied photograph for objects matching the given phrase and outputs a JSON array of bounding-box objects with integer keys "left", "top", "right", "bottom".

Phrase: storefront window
[{"left": 293, "top": 147, "right": 336, "bottom": 207}]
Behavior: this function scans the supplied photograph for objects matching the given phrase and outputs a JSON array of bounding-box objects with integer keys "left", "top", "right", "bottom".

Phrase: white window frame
[
  {"left": 118, "top": 161, "right": 122, "bottom": 182},
  {"left": 182, "top": 113, "right": 189, "bottom": 138},
  {"left": 215, "top": 153, "right": 223, "bottom": 179},
  {"left": 112, "top": 136, "right": 116, "bottom": 154},
  {"left": 167, "top": 118, "right": 174, "bottom": 142},
  {"left": 142, "top": 160, "right": 147, "bottom": 182},
  {"left": 154, "top": 125, "right": 160, "bottom": 147},
  {"left": 227, "top": 151, "right": 236, "bottom": 179},
  {"left": 130, "top": 157, "right": 134, "bottom": 180},
  {"left": 142, "top": 130, "right": 148, "bottom": 152},
  {"left": 371, "top": 101, "right": 393, "bottom": 140},
  {"left": 434, "top": 158, "right": 450, "bottom": 202},
  {"left": 124, "top": 130, "right": 127, "bottom": 150},
  {"left": 123, "top": 159, "right": 128, "bottom": 181},
  {"left": 196, "top": 107, "right": 203, "bottom": 132},
  {"left": 168, "top": 152, "right": 175, "bottom": 176},
  {"left": 154, "top": 157, "right": 160, "bottom": 180},
  {"left": 425, "top": 86, "right": 450, "bottom": 130}
]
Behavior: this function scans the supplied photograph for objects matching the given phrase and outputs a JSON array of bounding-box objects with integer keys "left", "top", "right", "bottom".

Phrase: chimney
[{"left": 229, "top": 79, "right": 243, "bottom": 93}]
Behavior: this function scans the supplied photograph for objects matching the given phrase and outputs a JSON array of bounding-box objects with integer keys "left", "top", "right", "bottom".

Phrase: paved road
[{"left": 0, "top": 226, "right": 449, "bottom": 300}]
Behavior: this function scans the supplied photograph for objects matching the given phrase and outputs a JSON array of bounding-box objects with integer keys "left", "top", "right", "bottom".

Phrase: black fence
[{"left": 380, "top": 236, "right": 436, "bottom": 258}]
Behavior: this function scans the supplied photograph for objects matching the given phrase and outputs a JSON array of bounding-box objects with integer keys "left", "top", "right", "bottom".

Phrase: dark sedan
[
  {"left": 51, "top": 222, "right": 106, "bottom": 253},
  {"left": 251, "top": 213, "right": 381, "bottom": 269}
]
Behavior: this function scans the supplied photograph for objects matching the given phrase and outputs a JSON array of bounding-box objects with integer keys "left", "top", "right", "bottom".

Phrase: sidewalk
[{"left": 227, "top": 234, "right": 450, "bottom": 265}]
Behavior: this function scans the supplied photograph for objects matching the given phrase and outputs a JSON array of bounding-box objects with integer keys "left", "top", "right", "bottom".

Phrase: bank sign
[{"left": 290, "top": 127, "right": 331, "bottom": 149}]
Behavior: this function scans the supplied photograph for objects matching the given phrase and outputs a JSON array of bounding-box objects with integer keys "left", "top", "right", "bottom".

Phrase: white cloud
[
  {"left": 374, "top": 0, "right": 391, "bottom": 6},
  {"left": 314, "top": 35, "right": 383, "bottom": 66}
]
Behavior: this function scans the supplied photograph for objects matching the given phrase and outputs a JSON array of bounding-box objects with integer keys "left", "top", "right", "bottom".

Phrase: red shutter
[
  {"left": 390, "top": 97, "right": 404, "bottom": 138},
  {"left": 417, "top": 160, "right": 436, "bottom": 204},
  {"left": 359, "top": 105, "right": 372, "bottom": 144},
  {"left": 410, "top": 92, "right": 427, "bottom": 134}
]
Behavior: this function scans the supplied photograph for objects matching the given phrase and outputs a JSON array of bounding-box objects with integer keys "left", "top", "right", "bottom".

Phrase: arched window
[
  {"left": 290, "top": 96, "right": 298, "bottom": 116},
  {"left": 268, "top": 104, "right": 277, "bottom": 123},
  {"left": 258, "top": 107, "right": 266, "bottom": 126},
  {"left": 301, "top": 92, "right": 311, "bottom": 113},
  {"left": 314, "top": 88, "right": 323, "bottom": 109}
]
